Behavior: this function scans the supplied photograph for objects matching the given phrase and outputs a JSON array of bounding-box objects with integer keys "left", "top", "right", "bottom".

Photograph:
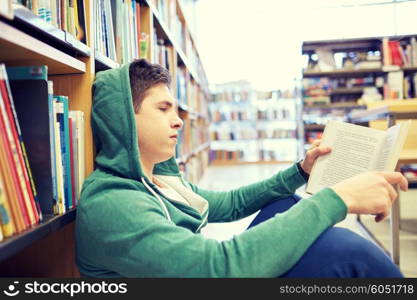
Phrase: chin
[{"left": 156, "top": 151, "right": 175, "bottom": 163}]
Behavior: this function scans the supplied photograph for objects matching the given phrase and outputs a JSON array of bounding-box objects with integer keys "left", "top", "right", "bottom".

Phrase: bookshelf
[
  {"left": 209, "top": 81, "right": 300, "bottom": 165},
  {"left": 301, "top": 34, "right": 417, "bottom": 152},
  {"left": 0, "top": 0, "right": 210, "bottom": 277}
]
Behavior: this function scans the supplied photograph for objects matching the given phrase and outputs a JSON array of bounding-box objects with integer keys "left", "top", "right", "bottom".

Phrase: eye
[{"left": 159, "top": 107, "right": 168, "bottom": 112}]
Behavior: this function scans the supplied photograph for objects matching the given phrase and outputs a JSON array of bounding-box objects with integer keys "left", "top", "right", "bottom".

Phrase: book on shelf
[
  {"left": 0, "top": 0, "right": 13, "bottom": 19},
  {"left": 6, "top": 65, "right": 56, "bottom": 216},
  {"left": 0, "top": 169, "right": 15, "bottom": 239},
  {"left": 1, "top": 65, "right": 42, "bottom": 229},
  {"left": 68, "top": 110, "right": 84, "bottom": 207},
  {"left": 54, "top": 96, "right": 72, "bottom": 211},
  {"left": 12, "top": 0, "right": 87, "bottom": 44},
  {"left": 5, "top": 65, "right": 81, "bottom": 218},
  {"left": 94, "top": 0, "right": 141, "bottom": 64},
  {"left": 306, "top": 120, "right": 411, "bottom": 195}
]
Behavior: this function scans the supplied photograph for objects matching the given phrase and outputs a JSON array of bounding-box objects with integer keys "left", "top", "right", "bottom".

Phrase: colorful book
[
  {"left": 68, "top": 115, "right": 76, "bottom": 209},
  {"left": 1, "top": 65, "right": 41, "bottom": 224},
  {"left": 54, "top": 117, "right": 65, "bottom": 214},
  {"left": 54, "top": 96, "right": 72, "bottom": 210},
  {"left": 0, "top": 94, "right": 27, "bottom": 232},
  {"left": 0, "top": 71, "right": 32, "bottom": 228},
  {"left": 7, "top": 65, "right": 56, "bottom": 216},
  {"left": 0, "top": 169, "right": 15, "bottom": 238}
]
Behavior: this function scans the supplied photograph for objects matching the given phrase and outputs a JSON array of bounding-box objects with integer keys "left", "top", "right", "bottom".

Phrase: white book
[
  {"left": 54, "top": 120, "right": 65, "bottom": 214},
  {"left": 75, "top": 111, "right": 85, "bottom": 198},
  {"left": 306, "top": 120, "right": 411, "bottom": 194}
]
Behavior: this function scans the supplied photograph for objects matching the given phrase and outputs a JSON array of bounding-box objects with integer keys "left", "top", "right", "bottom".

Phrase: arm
[
  {"left": 187, "top": 163, "right": 307, "bottom": 222},
  {"left": 77, "top": 187, "right": 347, "bottom": 278}
]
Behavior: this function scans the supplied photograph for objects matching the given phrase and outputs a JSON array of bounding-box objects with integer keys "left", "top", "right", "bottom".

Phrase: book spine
[
  {"left": 54, "top": 118, "right": 65, "bottom": 215},
  {"left": 0, "top": 67, "right": 39, "bottom": 225},
  {"left": 55, "top": 96, "right": 72, "bottom": 211},
  {"left": 0, "top": 76, "right": 32, "bottom": 228},
  {"left": 48, "top": 81, "right": 58, "bottom": 215},
  {"left": 76, "top": 111, "right": 85, "bottom": 199},
  {"left": 0, "top": 164, "right": 15, "bottom": 238},
  {"left": 0, "top": 94, "right": 28, "bottom": 231},
  {"left": 68, "top": 116, "right": 76, "bottom": 209},
  {"left": 2, "top": 67, "right": 40, "bottom": 223}
]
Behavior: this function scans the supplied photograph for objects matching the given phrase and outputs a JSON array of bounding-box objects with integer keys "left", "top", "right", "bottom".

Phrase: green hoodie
[{"left": 75, "top": 63, "right": 348, "bottom": 278}]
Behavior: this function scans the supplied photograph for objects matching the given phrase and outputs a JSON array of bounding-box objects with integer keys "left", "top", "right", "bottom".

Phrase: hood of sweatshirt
[{"left": 92, "top": 63, "right": 180, "bottom": 182}]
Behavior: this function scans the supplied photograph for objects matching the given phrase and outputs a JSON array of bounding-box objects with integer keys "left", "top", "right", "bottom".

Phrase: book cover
[
  {"left": 68, "top": 115, "right": 76, "bottom": 209},
  {"left": 1, "top": 65, "right": 40, "bottom": 224},
  {"left": 48, "top": 81, "right": 58, "bottom": 215},
  {"left": 54, "top": 118, "right": 65, "bottom": 214},
  {"left": 54, "top": 96, "right": 72, "bottom": 210},
  {"left": 74, "top": 110, "right": 85, "bottom": 199},
  {"left": 7, "top": 66, "right": 56, "bottom": 216},
  {"left": 0, "top": 151, "right": 16, "bottom": 238},
  {"left": 0, "top": 76, "right": 32, "bottom": 228},
  {"left": 0, "top": 96, "right": 27, "bottom": 232}
]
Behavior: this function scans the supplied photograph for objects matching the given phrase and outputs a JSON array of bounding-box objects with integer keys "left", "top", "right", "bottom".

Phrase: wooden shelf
[
  {"left": 303, "top": 66, "right": 417, "bottom": 78},
  {"left": 304, "top": 124, "right": 325, "bottom": 131},
  {"left": 177, "top": 142, "right": 210, "bottom": 164},
  {"left": 95, "top": 52, "right": 120, "bottom": 71},
  {"left": 0, "top": 209, "right": 76, "bottom": 263},
  {"left": 302, "top": 68, "right": 385, "bottom": 78},
  {"left": 11, "top": 4, "right": 91, "bottom": 57},
  {"left": 210, "top": 160, "right": 294, "bottom": 166},
  {"left": 302, "top": 34, "right": 417, "bottom": 55},
  {"left": 0, "top": 20, "right": 86, "bottom": 74},
  {"left": 303, "top": 102, "right": 366, "bottom": 110}
]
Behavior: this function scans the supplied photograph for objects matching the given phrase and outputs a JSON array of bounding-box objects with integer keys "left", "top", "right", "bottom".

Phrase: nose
[{"left": 171, "top": 113, "right": 183, "bottom": 130}]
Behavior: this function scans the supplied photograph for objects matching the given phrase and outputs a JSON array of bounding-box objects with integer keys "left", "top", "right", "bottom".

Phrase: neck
[{"left": 139, "top": 156, "right": 155, "bottom": 183}]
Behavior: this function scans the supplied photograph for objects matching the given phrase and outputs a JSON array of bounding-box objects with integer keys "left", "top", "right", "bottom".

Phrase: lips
[{"left": 169, "top": 134, "right": 178, "bottom": 139}]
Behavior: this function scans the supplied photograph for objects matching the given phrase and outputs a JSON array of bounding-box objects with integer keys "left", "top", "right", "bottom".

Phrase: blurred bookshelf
[
  {"left": 0, "top": 0, "right": 210, "bottom": 277},
  {"left": 301, "top": 34, "right": 417, "bottom": 152},
  {"left": 208, "top": 81, "right": 302, "bottom": 165}
]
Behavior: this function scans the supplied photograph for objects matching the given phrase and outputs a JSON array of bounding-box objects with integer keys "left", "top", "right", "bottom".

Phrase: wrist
[{"left": 296, "top": 161, "right": 310, "bottom": 181}]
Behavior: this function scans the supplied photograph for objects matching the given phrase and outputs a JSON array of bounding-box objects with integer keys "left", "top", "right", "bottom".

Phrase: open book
[{"left": 306, "top": 120, "right": 411, "bottom": 194}]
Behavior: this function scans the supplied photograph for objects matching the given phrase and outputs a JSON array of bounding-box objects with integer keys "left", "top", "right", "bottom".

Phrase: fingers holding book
[
  {"left": 331, "top": 171, "right": 408, "bottom": 222},
  {"left": 301, "top": 139, "right": 332, "bottom": 174}
]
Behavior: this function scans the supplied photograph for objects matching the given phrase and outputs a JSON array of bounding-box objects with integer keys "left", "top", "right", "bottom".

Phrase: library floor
[{"left": 198, "top": 163, "right": 417, "bottom": 278}]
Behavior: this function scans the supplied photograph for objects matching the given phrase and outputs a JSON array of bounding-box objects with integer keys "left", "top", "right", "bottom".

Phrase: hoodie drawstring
[{"left": 141, "top": 177, "right": 172, "bottom": 222}]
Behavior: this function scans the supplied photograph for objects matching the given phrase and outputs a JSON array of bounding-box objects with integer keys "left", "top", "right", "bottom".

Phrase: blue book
[
  {"left": 48, "top": 81, "right": 58, "bottom": 214},
  {"left": 54, "top": 96, "right": 73, "bottom": 210}
]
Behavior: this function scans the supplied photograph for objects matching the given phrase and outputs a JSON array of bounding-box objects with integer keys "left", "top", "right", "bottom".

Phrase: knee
[{"left": 319, "top": 228, "right": 402, "bottom": 277}]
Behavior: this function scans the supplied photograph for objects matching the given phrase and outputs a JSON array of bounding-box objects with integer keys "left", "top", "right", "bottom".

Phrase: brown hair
[{"left": 129, "top": 59, "right": 171, "bottom": 113}]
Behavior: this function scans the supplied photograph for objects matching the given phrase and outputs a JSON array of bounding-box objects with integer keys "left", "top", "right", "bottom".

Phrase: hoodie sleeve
[
  {"left": 187, "top": 163, "right": 307, "bottom": 222},
  {"left": 76, "top": 187, "right": 347, "bottom": 278}
]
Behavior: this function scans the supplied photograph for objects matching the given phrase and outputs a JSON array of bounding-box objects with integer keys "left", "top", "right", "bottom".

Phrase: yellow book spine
[{"left": 0, "top": 171, "right": 15, "bottom": 238}]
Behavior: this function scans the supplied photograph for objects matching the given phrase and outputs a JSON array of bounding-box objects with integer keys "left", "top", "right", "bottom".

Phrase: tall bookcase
[
  {"left": 301, "top": 35, "right": 417, "bottom": 153},
  {"left": 0, "top": 0, "right": 210, "bottom": 277},
  {"left": 209, "top": 81, "right": 300, "bottom": 165}
]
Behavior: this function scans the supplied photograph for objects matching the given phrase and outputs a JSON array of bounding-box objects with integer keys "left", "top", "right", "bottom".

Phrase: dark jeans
[{"left": 247, "top": 195, "right": 403, "bottom": 278}]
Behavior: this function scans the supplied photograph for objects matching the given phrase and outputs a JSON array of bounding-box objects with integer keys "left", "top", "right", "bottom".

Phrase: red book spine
[
  {"left": 0, "top": 79, "right": 39, "bottom": 224},
  {"left": 0, "top": 94, "right": 30, "bottom": 229}
]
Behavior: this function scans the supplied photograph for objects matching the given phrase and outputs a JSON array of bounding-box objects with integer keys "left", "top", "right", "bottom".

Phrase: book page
[
  {"left": 306, "top": 120, "right": 386, "bottom": 194},
  {"left": 376, "top": 121, "right": 411, "bottom": 172},
  {"left": 374, "top": 123, "right": 400, "bottom": 171}
]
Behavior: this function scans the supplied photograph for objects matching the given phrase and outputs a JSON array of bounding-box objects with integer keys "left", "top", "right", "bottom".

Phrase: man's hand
[
  {"left": 301, "top": 139, "right": 331, "bottom": 174},
  {"left": 331, "top": 171, "right": 408, "bottom": 222}
]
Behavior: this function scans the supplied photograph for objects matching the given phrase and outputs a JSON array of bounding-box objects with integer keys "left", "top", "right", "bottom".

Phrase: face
[{"left": 134, "top": 83, "right": 183, "bottom": 164}]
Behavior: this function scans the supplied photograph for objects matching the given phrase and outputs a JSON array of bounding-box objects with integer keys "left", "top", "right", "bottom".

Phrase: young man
[{"left": 75, "top": 59, "right": 407, "bottom": 277}]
